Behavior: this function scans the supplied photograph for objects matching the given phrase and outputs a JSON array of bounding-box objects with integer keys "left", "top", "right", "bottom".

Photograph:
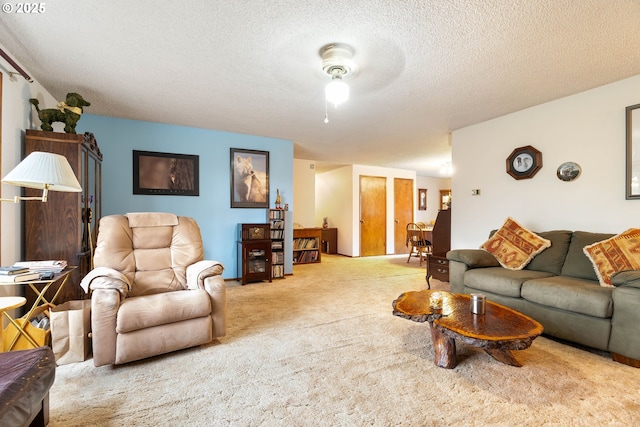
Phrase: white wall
[
  {"left": 316, "top": 164, "right": 416, "bottom": 256},
  {"left": 293, "top": 158, "right": 316, "bottom": 227},
  {"left": 315, "top": 165, "right": 353, "bottom": 255},
  {"left": 451, "top": 74, "right": 640, "bottom": 249},
  {"left": 415, "top": 176, "right": 451, "bottom": 225},
  {"left": 1, "top": 47, "right": 58, "bottom": 300}
]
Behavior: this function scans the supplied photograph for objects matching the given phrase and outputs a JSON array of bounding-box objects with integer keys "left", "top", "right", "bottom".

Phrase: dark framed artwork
[
  {"left": 506, "top": 145, "right": 542, "bottom": 180},
  {"left": 418, "top": 188, "right": 427, "bottom": 210},
  {"left": 133, "top": 150, "right": 199, "bottom": 196},
  {"left": 230, "top": 148, "right": 269, "bottom": 208}
]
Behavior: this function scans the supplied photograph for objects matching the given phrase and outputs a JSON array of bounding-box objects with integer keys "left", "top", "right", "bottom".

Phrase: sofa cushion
[
  {"left": 464, "top": 267, "right": 554, "bottom": 298},
  {"left": 583, "top": 228, "right": 640, "bottom": 287},
  {"left": 525, "top": 230, "right": 573, "bottom": 275},
  {"left": 480, "top": 218, "right": 551, "bottom": 270},
  {"left": 521, "top": 276, "right": 613, "bottom": 318},
  {"left": 0, "top": 347, "right": 56, "bottom": 427},
  {"left": 117, "top": 289, "right": 212, "bottom": 333},
  {"left": 561, "top": 231, "right": 615, "bottom": 281}
]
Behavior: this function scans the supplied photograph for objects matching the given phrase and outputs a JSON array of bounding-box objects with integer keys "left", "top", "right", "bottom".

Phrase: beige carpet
[{"left": 49, "top": 254, "right": 639, "bottom": 426}]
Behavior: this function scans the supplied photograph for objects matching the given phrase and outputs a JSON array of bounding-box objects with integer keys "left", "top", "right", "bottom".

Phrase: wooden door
[
  {"left": 360, "top": 176, "right": 386, "bottom": 256},
  {"left": 394, "top": 178, "right": 414, "bottom": 254}
]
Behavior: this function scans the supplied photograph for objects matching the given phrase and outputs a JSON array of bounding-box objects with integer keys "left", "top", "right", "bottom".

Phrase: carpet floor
[{"left": 49, "top": 254, "right": 639, "bottom": 426}]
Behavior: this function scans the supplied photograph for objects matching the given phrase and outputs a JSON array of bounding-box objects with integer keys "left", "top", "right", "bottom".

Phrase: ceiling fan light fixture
[
  {"left": 320, "top": 43, "right": 356, "bottom": 111},
  {"left": 325, "top": 75, "right": 349, "bottom": 107}
]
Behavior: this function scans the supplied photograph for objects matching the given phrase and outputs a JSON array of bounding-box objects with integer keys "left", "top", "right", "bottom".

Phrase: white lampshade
[
  {"left": 325, "top": 78, "right": 350, "bottom": 107},
  {"left": 2, "top": 151, "right": 82, "bottom": 192}
]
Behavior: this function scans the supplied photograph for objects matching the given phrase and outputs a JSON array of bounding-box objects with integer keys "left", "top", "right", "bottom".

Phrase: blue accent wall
[{"left": 77, "top": 114, "right": 293, "bottom": 279}]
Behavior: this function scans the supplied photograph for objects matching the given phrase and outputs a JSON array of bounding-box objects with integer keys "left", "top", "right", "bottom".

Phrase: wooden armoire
[{"left": 23, "top": 129, "right": 102, "bottom": 305}]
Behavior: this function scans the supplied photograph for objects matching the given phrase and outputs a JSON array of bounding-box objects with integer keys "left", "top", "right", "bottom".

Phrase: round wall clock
[{"left": 506, "top": 145, "right": 542, "bottom": 180}]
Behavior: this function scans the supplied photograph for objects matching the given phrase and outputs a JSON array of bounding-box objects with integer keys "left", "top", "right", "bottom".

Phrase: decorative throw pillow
[
  {"left": 583, "top": 228, "right": 640, "bottom": 287},
  {"left": 480, "top": 218, "right": 551, "bottom": 270}
]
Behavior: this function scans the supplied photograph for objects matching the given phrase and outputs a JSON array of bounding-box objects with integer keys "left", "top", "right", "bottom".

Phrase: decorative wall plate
[
  {"left": 557, "top": 162, "right": 582, "bottom": 181},
  {"left": 506, "top": 145, "right": 542, "bottom": 180}
]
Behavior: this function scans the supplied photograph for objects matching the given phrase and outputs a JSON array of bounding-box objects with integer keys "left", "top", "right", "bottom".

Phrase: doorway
[
  {"left": 394, "top": 178, "right": 413, "bottom": 254},
  {"left": 359, "top": 175, "right": 386, "bottom": 256}
]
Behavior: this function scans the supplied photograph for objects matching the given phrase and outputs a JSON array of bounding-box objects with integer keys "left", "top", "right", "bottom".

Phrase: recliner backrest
[{"left": 93, "top": 213, "right": 204, "bottom": 296}]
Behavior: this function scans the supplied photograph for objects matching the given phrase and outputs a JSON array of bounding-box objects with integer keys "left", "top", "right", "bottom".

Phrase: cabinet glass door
[{"left": 248, "top": 248, "right": 267, "bottom": 273}]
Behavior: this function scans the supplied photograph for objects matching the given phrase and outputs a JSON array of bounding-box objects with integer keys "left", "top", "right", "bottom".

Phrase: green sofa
[{"left": 447, "top": 230, "right": 640, "bottom": 367}]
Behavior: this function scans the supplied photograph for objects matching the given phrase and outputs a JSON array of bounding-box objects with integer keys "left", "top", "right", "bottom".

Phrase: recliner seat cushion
[
  {"left": 116, "top": 289, "right": 211, "bottom": 333},
  {"left": 464, "top": 267, "right": 554, "bottom": 297},
  {"left": 521, "top": 276, "right": 613, "bottom": 318}
]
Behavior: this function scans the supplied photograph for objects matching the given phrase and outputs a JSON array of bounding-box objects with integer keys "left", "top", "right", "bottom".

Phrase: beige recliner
[{"left": 80, "top": 212, "right": 226, "bottom": 366}]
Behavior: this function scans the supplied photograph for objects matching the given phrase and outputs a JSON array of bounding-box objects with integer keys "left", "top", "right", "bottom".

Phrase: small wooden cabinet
[
  {"left": 321, "top": 228, "right": 338, "bottom": 254},
  {"left": 426, "top": 209, "right": 451, "bottom": 287},
  {"left": 293, "top": 228, "right": 322, "bottom": 264},
  {"left": 238, "top": 224, "right": 272, "bottom": 285}
]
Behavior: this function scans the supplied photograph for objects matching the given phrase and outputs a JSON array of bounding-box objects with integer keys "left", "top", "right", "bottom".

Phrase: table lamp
[{"left": 0, "top": 151, "right": 82, "bottom": 203}]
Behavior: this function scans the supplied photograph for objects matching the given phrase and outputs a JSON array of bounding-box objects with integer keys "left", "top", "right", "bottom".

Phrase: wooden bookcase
[
  {"left": 268, "top": 209, "right": 285, "bottom": 279},
  {"left": 293, "top": 228, "right": 322, "bottom": 264},
  {"left": 23, "top": 130, "right": 102, "bottom": 305}
]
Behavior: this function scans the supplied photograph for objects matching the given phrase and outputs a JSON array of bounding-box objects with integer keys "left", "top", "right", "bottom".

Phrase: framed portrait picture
[
  {"left": 418, "top": 188, "right": 427, "bottom": 210},
  {"left": 133, "top": 150, "right": 199, "bottom": 196},
  {"left": 230, "top": 148, "right": 269, "bottom": 208},
  {"left": 506, "top": 145, "right": 542, "bottom": 180}
]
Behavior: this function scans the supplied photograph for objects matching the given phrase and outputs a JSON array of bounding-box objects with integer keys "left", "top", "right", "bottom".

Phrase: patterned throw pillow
[
  {"left": 480, "top": 218, "right": 551, "bottom": 270},
  {"left": 583, "top": 228, "right": 640, "bottom": 287}
]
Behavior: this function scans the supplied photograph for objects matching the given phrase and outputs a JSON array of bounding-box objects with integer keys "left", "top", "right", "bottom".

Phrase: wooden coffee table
[{"left": 393, "top": 290, "right": 543, "bottom": 369}]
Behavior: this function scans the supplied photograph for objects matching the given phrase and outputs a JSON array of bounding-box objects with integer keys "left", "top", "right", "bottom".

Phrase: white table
[{"left": 0, "top": 296, "right": 27, "bottom": 352}]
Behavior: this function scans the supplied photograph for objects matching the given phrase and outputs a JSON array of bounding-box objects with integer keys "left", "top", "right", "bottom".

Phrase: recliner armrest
[
  {"left": 447, "top": 249, "right": 500, "bottom": 268},
  {"left": 80, "top": 266, "right": 131, "bottom": 297},
  {"left": 186, "top": 260, "right": 224, "bottom": 290},
  {"left": 187, "top": 261, "right": 226, "bottom": 338}
]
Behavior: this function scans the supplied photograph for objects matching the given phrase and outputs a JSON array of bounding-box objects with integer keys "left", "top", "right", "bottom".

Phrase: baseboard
[{"left": 611, "top": 352, "right": 640, "bottom": 368}]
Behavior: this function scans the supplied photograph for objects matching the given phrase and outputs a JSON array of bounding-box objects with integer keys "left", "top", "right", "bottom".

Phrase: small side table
[
  {"left": 1, "top": 268, "right": 76, "bottom": 351},
  {"left": 0, "top": 296, "right": 27, "bottom": 352}
]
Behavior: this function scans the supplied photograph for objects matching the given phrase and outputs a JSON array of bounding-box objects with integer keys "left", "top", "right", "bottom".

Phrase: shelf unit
[
  {"left": 293, "top": 228, "right": 322, "bottom": 264},
  {"left": 268, "top": 209, "right": 285, "bottom": 279}
]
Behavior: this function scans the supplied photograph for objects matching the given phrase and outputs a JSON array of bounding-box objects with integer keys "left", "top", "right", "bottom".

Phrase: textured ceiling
[{"left": 2, "top": 1, "right": 640, "bottom": 176}]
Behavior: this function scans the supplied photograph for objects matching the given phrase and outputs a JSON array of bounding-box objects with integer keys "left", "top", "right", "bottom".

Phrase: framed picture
[
  {"left": 133, "top": 150, "right": 199, "bottom": 196},
  {"left": 230, "top": 148, "right": 269, "bottom": 208},
  {"left": 506, "top": 145, "right": 542, "bottom": 180},
  {"left": 418, "top": 188, "right": 427, "bottom": 210}
]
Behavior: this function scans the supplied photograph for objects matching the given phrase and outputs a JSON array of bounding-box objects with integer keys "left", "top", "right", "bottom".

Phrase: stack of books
[
  {"left": 0, "top": 266, "right": 40, "bottom": 283},
  {"left": 0, "top": 260, "right": 68, "bottom": 283},
  {"left": 13, "top": 260, "right": 67, "bottom": 273}
]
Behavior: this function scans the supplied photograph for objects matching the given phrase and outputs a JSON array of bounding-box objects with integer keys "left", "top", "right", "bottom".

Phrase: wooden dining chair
[{"left": 406, "top": 223, "right": 432, "bottom": 265}]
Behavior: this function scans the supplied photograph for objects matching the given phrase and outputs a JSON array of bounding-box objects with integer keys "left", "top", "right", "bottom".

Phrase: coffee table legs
[
  {"left": 484, "top": 348, "right": 522, "bottom": 367},
  {"left": 430, "top": 326, "right": 524, "bottom": 368},
  {"left": 430, "top": 325, "right": 457, "bottom": 369}
]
